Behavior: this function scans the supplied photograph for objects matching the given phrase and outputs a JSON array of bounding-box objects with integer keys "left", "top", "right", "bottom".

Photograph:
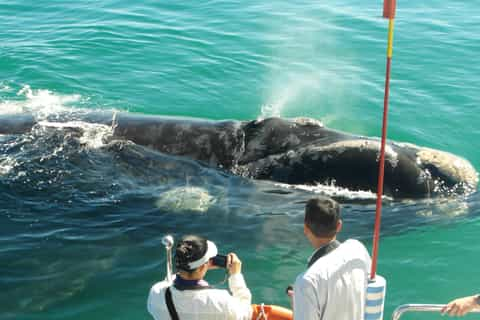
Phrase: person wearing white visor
[{"left": 147, "top": 235, "right": 252, "bottom": 320}]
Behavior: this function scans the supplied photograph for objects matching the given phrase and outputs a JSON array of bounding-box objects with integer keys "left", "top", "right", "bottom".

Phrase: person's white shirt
[
  {"left": 294, "top": 239, "right": 371, "bottom": 320},
  {"left": 147, "top": 274, "right": 252, "bottom": 320}
]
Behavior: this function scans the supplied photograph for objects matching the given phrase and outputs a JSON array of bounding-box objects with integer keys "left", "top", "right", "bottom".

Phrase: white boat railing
[
  {"left": 161, "top": 235, "right": 174, "bottom": 283},
  {"left": 392, "top": 304, "right": 480, "bottom": 320}
]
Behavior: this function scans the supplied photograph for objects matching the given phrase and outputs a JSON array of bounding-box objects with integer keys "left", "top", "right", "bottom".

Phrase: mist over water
[{"left": 1, "top": 1, "right": 480, "bottom": 319}]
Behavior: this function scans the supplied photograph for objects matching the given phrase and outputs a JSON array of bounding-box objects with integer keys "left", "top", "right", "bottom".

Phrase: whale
[{"left": 0, "top": 111, "right": 477, "bottom": 199}]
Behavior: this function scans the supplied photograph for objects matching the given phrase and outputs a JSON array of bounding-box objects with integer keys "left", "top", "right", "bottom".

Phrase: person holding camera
[{"left": 147, "top": 235, "right": 252, "bottom": 320}]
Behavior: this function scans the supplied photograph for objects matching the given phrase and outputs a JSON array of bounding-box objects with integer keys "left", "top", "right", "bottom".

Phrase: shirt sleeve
[
  {"left": 223, "top": 273, "right": 253, "bottom": 320},
  {"left": 147, "top": 285, "right": 161, "bottom": 320},
  {"left": 294, "top": 275, "right": 321, "bottom": 320}
]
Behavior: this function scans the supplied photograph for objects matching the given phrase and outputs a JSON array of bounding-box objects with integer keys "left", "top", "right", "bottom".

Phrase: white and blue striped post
[{"left": 365, "top": 275, "right": 387, "bottom": 320}]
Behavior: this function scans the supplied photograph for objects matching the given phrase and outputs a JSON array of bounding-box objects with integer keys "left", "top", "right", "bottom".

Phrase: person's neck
[
  {"left": 178, "top": 272, "right": 202, "bottom": 281},
  {"left": 312, "top": 236, "right": 336, "bottom": 250}
]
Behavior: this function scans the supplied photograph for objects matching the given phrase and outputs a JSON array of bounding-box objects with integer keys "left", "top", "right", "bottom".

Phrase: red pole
[
  {"left": 370, "top": 2, "right": 396, "bottom": 280},
  {"left": 370, "top": 56, "right": 392, "bottom": 280},
  {"left": 383, "top": 0, "right": 396, "bottom": 19}
]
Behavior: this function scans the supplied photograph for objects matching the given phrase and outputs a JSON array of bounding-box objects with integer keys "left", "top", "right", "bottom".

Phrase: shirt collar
[{"left": 174, "top": 276, "right": 209, "bottom": 288}]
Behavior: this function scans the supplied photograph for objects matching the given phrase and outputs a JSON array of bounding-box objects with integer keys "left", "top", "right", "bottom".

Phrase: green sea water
[{"left": 1, "top": 0, "right": 479, "bottom": 319}]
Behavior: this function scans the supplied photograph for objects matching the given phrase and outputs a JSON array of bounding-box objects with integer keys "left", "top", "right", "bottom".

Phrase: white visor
[{"left": 187, "top": 240, "right": 218, "bottom": 270}]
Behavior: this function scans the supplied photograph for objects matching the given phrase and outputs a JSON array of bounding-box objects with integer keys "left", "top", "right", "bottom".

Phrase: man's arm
[
  {"left": 442, "top": 294, "right": 480, "bottom": 316},
  {"left": 294, "top": 276, "right": 321, "bottom": 320}
]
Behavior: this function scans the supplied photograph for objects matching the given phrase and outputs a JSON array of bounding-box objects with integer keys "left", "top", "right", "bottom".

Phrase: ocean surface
[{"left": 1, "top": 1, "right": 479, "bottom": 319}]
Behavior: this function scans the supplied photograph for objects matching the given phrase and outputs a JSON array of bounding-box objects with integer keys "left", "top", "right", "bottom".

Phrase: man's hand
[
  {"left": 227, "top": 253, "right": 242, "bottom": 275},
  {"left": 286, "top": 285, "right": 294, "bottom": 310},
  {"left": 441, "top": 295, "right": 479, "bottom": 316}
]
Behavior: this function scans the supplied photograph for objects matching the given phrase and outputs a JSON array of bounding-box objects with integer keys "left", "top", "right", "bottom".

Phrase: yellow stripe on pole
[{"left": 387, "top": 19, "right": 395, "bottom": 58}]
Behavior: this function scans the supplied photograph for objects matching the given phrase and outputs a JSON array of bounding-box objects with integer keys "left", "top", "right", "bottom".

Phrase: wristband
[{"left": 475, "top": 294, "right": 480, "bottom": 306}]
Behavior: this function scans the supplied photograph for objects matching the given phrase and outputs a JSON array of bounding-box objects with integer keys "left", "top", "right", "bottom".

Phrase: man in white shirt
[
  {"left": 293, "top": 197, "right": 371, "bottom": 320},
  {"left": 147, "top": 235, "right": 252, "bottom": 320}
]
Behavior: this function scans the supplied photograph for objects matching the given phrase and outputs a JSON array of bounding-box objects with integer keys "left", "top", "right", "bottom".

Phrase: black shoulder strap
[
  {"left": 308, "top": 240, "right": 341, "bottom": 267},
  {"left": 165, "top": 287, "right": 180, "bottom": 320}
]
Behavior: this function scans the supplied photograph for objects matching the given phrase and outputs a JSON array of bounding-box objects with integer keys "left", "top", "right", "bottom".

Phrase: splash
[
  {"left": 0, "top": 85, "right": 81, "bottom": 118},
  {"left": 18, "top": 85, "right": 81, "bottom": 119}
]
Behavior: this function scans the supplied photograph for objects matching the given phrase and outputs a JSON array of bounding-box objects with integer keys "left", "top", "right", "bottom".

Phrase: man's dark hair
[
  {"left": 304, "top": 197, "right": 341, "bottom": 238},
  {"left": 175, "top": 235, "right": 207, "bottom": 272}
]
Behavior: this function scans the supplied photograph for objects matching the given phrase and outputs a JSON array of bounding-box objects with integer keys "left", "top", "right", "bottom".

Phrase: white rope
[{"left": 255, "top": 303, "right": 267, "bottom": 320}]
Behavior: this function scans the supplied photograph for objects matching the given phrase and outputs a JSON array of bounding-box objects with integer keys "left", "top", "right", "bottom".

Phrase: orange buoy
[{"left": 251, "top": 304, "right": 293, "bottom": 320}]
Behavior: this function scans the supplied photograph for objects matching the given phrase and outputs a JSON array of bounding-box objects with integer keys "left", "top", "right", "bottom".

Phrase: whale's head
[
  {"left": 240, "top": 137, "right": 478, "bottom": 199},
  {"left": 413, "top": 146, "right": 478, "bottom": 195}
]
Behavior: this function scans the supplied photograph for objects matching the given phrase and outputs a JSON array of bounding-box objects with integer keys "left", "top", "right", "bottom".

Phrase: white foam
[
  {"left": 155, "top": 186, "right": 216, "bottom": 213},
  {"left": 1, "top": 85, "right": 83, "bottom": 117},
  {"left": 18, "top": 85, "right": 81, "bottom": 119},
  {"left": 274, "top": 182, "right": 387, "bottom": 201},
  {"left": 0, "top": 156, "right": 18, "bottom": 176},
  {"left": 0, "top": 100, "right": 25, "bottom": 115},
  {"left": 415, "top": 197, "right": 470, "bottom": 217},
  {"left": 36, "top": 121, "right": 113, "bottom": 149},
  {"left": 0, "top": 83, "right": 11, "bottom": 92}
]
